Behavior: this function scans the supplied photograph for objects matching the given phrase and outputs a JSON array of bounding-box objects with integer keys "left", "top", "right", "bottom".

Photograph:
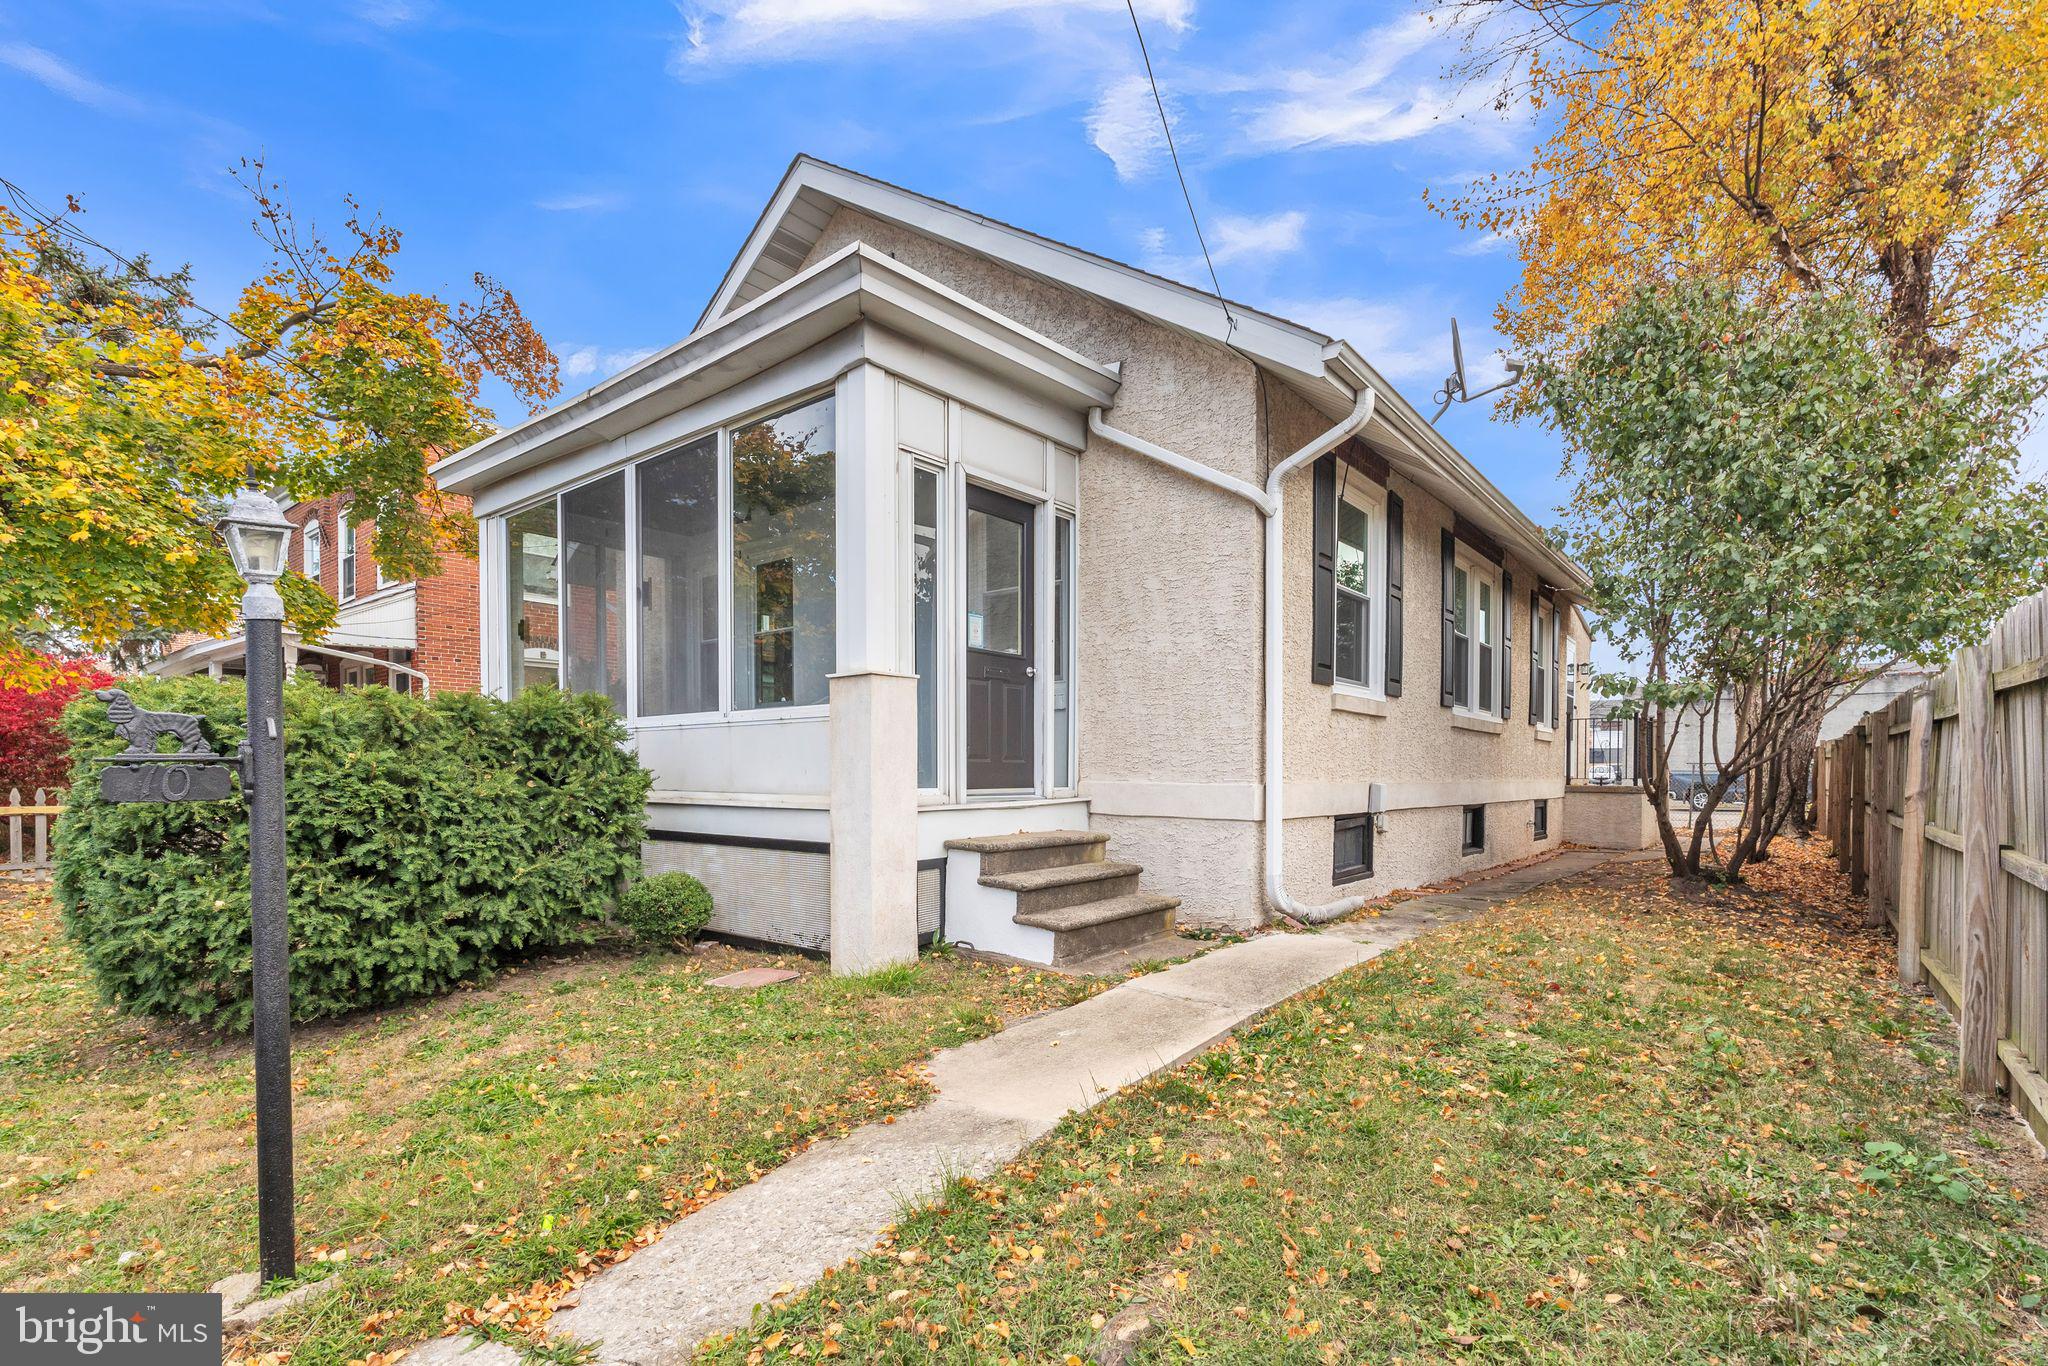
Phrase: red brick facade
[{"left": 288, "top": 491, "right": 481, "bottom": 695}]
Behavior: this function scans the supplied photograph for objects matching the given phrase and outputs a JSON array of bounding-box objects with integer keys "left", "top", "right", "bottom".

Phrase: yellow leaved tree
[
  {"left": 0, "top": 164, "right": 559, "bottom": 686},
  {"left": 1434, "top": 0, "right": 2048, "bottom": 377}
]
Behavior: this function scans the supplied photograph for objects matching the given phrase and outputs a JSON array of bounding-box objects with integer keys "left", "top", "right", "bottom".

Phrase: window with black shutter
[{"left": 1311, "top": 455, "right": 1336, "bottom": 686}]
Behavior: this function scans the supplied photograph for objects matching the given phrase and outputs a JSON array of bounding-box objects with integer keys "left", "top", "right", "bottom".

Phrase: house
[
  {"left": 151, "top": 491, "right": 481, "bottom": 695},
  {"left": 432, "top": 156, "right": 1596, "bottom": 972}
]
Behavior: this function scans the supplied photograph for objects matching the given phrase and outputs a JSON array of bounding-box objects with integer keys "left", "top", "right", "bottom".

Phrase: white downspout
[{"left": 1088, "top": 384, "right": 1377, "bottom": 927}]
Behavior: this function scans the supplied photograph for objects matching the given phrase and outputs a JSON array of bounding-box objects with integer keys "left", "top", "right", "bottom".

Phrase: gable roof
[{"left": 704, "top": 157, "right": 1587, "bottom": 595}]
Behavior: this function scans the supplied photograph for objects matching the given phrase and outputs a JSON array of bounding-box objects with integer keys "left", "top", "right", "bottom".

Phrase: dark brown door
[{"left": 965, "top": 484, "right": 1036, "bottom": 791}]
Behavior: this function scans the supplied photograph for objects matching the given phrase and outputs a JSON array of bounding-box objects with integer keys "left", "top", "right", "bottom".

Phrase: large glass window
[
  {"left": 1335, "top": 495, "right": 1371, "bottom": 687},
  {"left": 913, "top": 466, "right": 941, "bottom": 789},
  {"left": 1452, "top": 551, "right": 1502, "bottom": 718},
  {"left": 732, "top": 396, "right": 836, "bottom": 710},
  {"left": 639, "top": 435, "right": 720, "bottom": 717},
  {"left": 507, "top": 502, "right": 560, "bottom": 695},
  {"left": 966, "top": 509, "right": 1024, "bottom": 654},
  {"left": 562, "top": 472, "right": 627, "bottom": 712}
]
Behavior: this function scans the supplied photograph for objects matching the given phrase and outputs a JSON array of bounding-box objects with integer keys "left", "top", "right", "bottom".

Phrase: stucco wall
[
  {"left": 1563, "top": 784, "right": 1661, "bottom": 850},
  {"left": 1266, "top": 379, "right": 1574, "bottom": 911}
]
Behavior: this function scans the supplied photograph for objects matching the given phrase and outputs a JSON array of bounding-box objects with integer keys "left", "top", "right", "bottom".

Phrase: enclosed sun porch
[{"left": 433, "top": 244, "right": 1121, "bottom": 971}]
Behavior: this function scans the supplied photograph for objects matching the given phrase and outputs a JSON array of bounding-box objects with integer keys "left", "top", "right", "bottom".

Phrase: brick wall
[{"left": 288, "top": 491, "right": 480, "bottom": 694}]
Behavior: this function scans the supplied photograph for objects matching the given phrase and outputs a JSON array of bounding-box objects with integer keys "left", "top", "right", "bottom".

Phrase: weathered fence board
[
  {"left": 1, "top": 788, "right": 63, "bottom": 881},
  {"left": 1827, "top": 588, "right": 2048, "bottom": 1139}
]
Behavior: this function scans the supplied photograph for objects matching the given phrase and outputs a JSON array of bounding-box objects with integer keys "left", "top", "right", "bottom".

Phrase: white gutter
[{"left": 1088, "top": 383, "right": 1377, "bottom": 927}]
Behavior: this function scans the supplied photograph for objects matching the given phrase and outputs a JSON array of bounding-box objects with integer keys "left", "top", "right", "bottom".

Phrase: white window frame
[
  {"left": 906, "top": 455, "right": 949, "bottom": 796},
  {"left": 303, "top": 519, "right": 322, "bottom": 583},
  {"left": 338, "top": 511, "right": 357, "bottom": 603},
  {"left": 1532, "top": 601, "right": 1554, "bottom": 730},
  {"left": 496, "top": 384, "right": 838, "bottom": 728},
  {"left": 1453, "top": 546, "right": 1501, "bottom": 720},
  {"left": 1332, "top": 478, "right": 1388, "bottom": 698}
]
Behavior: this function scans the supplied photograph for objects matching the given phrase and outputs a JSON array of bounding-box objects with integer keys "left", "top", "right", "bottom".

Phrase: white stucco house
[{"left": 432, "top": 157, "right": 1597, "bottom": 973}]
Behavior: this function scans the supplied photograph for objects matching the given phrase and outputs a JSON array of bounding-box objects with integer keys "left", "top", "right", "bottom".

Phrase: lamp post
[{"left": 221, "top": 488, "right": 297, "bottom": 1285}]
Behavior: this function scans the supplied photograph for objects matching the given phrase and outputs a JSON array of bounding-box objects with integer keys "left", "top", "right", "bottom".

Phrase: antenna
[{"left": 1432, "top": 316, "right": 1526, "bottom": 423}]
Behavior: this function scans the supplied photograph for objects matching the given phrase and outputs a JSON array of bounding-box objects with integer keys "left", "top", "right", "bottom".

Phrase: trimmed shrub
[
  {"left": 618, "top": 871, "right": 714, "bottom": 951},
  {"left": 53, "top": 677, "right": 650, "bottom": 1030}
]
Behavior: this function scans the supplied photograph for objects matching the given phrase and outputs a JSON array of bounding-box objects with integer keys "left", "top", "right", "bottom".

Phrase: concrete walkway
[{"left": 409, "top": 848, "right": 1613, "bottom": 1366}]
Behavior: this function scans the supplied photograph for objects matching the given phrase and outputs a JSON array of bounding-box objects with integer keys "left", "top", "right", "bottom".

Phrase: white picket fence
[{"left": 2, "top": 788, "right": 63, "bottom": 881}]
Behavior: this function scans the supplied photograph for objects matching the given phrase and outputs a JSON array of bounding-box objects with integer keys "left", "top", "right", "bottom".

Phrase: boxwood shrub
[{"left": 53, "top": 677, "right": 650, "bottom": 1031}]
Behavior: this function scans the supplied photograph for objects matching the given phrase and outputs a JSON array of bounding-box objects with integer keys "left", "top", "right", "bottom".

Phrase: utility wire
[{"left": 1123, "top": 0, "right": 1238, "bottom": 341}]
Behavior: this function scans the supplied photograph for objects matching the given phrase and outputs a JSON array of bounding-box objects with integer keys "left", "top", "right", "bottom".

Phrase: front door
[{"left": 965, "top": 484, "right": 1036, "bottom": 791}]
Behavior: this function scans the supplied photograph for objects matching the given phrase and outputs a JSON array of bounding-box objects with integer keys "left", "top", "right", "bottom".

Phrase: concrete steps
[{"left": 943, "top": 829, "right": 1183, "bottom": 968}]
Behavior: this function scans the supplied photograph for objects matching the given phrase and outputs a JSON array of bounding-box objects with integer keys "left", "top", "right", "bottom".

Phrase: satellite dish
[{"left": 1432, "top": 315, "right": 1527, "bottom": 424}]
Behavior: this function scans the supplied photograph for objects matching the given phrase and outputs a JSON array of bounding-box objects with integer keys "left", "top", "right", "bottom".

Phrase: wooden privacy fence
[
  {"left": 2, "top": 788, "right": 64, "bottom": 881},
  {"left": 1817, "top": 588, "right": 2048, "bottom": 1139}
]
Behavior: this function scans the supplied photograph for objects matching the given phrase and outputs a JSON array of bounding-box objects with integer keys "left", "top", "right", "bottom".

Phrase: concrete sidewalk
[{"left": 410, "top": 847, "right": 1613, "bottom": 1366}]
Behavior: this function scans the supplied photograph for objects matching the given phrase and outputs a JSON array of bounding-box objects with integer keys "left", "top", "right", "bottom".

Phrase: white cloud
[
  {"left": 1257, "top": 295, "right": 1512, "bottom": 394},
  {"left": 1143, "top": 208, "right": 1308, "bottom": 283},
  {"left": 535, "top": 191, "right": 629, "bottom": 213},
  {"left": 1449, "top": 229, "right": 1510, "bottom": 257},
  {"left": 352, "top": 0, "right": 425, "bottom": 25},
  {"left": 0, "top": 43, "right": 151, "bottom": 116},
  {"left": 1087, "top": 74, "right": 1170, "bottom": 182},
  {"left": 678, "top": 0, "right": 1193, "bottom": 68},
  {"left": 1237, "top": 14, "right": 1521, "bottom": 154},
  {"left": 562, "top": 344, "right": 661, "bottom": 380}
]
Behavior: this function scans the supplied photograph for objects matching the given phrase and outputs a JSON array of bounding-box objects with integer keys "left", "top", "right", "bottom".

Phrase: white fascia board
[{"left": 433, "top": 244, "right": 1119, "bottom": 498}]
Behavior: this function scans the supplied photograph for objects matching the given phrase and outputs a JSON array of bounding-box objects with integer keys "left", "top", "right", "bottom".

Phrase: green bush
[
  {"left": 53, "top": 677, "right": 651, "bottom": 1030},
  {"left": 618, "top": 871, "right": 715, "bottom": 951}
]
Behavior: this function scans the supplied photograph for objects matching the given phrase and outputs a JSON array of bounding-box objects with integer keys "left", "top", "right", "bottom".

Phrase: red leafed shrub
[{"left": 0, "top": 657, "right": 115, "bottom": 793}]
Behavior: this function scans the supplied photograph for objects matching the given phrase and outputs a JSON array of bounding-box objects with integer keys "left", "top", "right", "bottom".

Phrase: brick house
[{"left": 151, "top": 490, "right": 482, "bottom": 695}]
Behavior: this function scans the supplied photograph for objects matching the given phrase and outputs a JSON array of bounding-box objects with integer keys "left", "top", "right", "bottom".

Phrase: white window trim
[
  {"left": 906, "top": 455, "right": 951, "bottom": 796},
  {"left": 303, "top": 520, "right": 322, "bottom": 582},
  {"left": 1532, "top": 601, "right": 1555, "bottom": 731},
  {"left": 1331, "top": 478, "right": 1388, "bottom": 700},
  {"left": 1453, "top": 546, "right": 1501, "bottom": 721},
  {"left": 338, "top": 511, "right": 357, "bottom": 603},
  {"left": 497, "top": 384, "right": 838, "bottom": 726}
]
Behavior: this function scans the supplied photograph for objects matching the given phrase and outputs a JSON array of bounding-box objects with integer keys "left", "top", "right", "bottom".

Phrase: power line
[{"left": 1123, "top": 0, "right": 1238, "bottom": 341}]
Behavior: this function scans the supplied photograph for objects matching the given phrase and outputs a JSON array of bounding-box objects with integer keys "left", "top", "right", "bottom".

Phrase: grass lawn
[
  {"left": 702, "top": 841, "right": 2048, "bottom": 1364},
  {"left": 0, "top": 885, "right": 1090, "bottom": 1365}
]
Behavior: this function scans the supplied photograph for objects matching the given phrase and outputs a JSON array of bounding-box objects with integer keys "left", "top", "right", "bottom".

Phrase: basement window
[
  {"left": 1461, "top": 804, "right": 1486, "bottom": 855},
  {"left": 1333, "top": 813, "right": 1373, "bottom": 885},
  {"left": 1533, "top": 798, "right": 1549, "bottom": 840}
]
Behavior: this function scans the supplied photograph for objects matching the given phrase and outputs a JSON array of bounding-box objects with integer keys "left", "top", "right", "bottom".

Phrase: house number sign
[{"left": 92, "top": 689, "right": 243, "bottom": 805}]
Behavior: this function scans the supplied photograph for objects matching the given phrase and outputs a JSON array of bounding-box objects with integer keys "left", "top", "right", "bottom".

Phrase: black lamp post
[{"left": 221, "top": 489, "right": 297, "bottom": 1285}]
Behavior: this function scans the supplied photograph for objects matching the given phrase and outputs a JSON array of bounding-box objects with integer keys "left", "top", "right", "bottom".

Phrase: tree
[
  {"left": 1540, "top": 281, "right": 2047, "bottom": 879},
  {"left": 0, "top": 164, "right": 559, "bottom": 686},
  {"left": 1435, "top": 0, "right": 2048, "bottom": 379},
  {"left": 0, "top": 654, "right": 113, "bottom": 791}
]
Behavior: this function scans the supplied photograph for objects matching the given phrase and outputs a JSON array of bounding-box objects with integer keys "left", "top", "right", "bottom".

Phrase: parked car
[
  {"left": 1669, "top": 769, "right": 1747, "bottom": 810},
  {"left": 1588, "top": 761, "right": 1620, "bottom": 784}
]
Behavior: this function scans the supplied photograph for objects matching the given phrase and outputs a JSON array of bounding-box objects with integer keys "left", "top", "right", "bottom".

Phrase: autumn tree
[
  {"left": 1434, "top": 0, "right": 2048, "bottom": 379},
  {"left": 0, "top": 165, "right": 559, "bottom": 685},
  {"left": 1542, "top": 282, "right": 2047, "bottom": 880}
]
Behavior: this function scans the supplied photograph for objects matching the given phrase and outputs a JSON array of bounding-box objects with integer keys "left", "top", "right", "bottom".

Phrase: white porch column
[
  {"left": 828, "top": 362, "right": 918, "bottom": 973},
  {"left": 828, "top": 670, "right": 919, "bottom": 973}
]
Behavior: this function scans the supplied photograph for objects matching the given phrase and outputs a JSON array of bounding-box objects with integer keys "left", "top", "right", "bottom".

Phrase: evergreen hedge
[{"left": 53, "top": 677, "right": 650, "bottom": 1030}]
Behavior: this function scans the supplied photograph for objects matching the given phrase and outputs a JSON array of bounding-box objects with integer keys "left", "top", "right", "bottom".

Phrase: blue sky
[{"left": 3, "top": 0, "right": 1591, "bottom": 640}]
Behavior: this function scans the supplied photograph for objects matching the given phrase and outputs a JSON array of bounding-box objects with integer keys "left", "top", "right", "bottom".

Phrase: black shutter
[
  {"left": 1439, "top": 529, "right": 1457, "bottom": 708},
  {"left": 1501, "top": 571, "right": 1513, "bottom": 719},
  {"left": 1384, "top": 492, "right": 1404, "bottom": 697},
  {"left": 1311, "top": 454, "right": 1336, "bottom": 686},
  {"left": 1551, "top": 608, "right": 1562, "bottom": 729},
  {"left": 1529, "top": 591, "right": 1542, "bottom": 723}
]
